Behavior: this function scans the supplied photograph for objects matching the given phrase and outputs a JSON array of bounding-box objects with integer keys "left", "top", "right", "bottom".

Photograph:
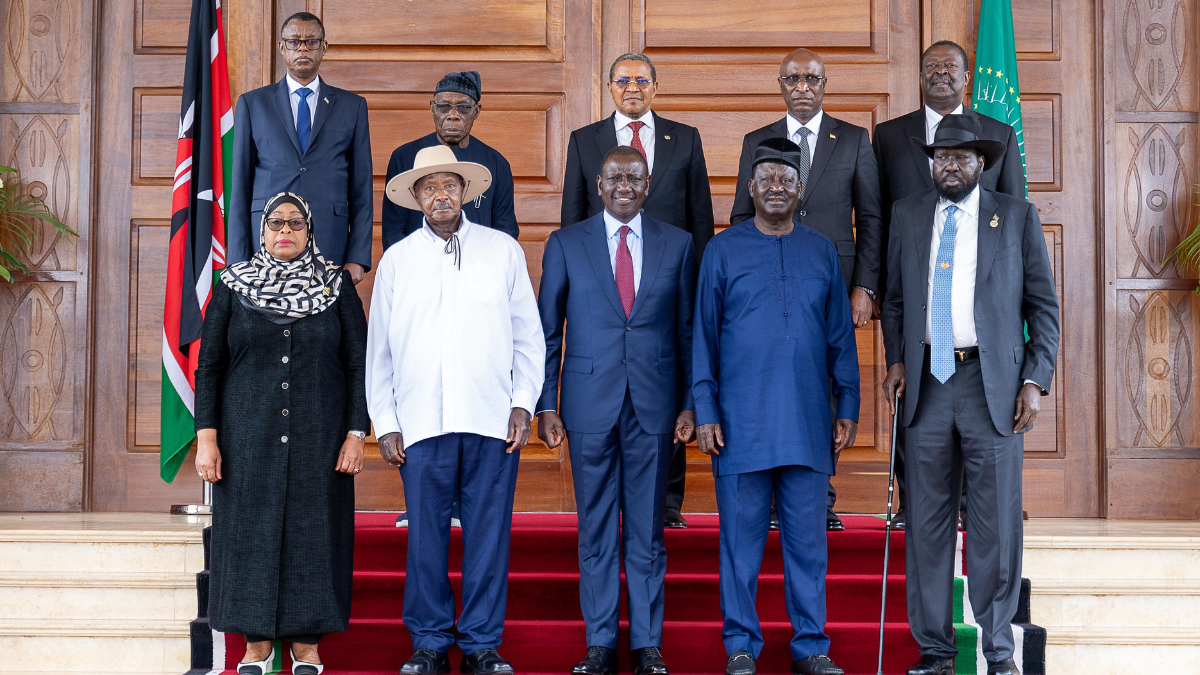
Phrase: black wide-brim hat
[{"left": 911, "top": 112, "right": 1008, "bottom": 170}]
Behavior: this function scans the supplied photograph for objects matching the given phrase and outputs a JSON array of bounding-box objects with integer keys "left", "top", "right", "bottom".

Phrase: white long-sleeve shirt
[{"left": 365, "top": 214, "right": 546, "bottom": 449}]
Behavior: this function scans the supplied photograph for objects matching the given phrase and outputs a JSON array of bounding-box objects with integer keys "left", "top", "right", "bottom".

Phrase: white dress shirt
[
  {"left": 925, "top": 185, "right": 979, "bottom": 348},
  {"left": 603, "top": 210, "right": 643, "bottom": 294},
  {"left": 924, "top": 103, "right": 964, "bottom": 169},
  {"left": 285, "top": 74, "right": 321, "bottom": 129},
  {"left": 785, "top": 109, "right": 824, "bottom": 157},
  {"left": 365, "top": 214, "right": 546, "bottom": 449},
  {"left": 614, "top": 110, "right": 656, "bottom": 174}
]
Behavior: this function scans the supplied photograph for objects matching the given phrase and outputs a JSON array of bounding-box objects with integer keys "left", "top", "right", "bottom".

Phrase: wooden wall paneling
[
  {"left": 0, "top": 0, "right": 95, "bottom": 511},
  {"left": 1102, "top": 0, "right": 1200, "bottom": 518}
]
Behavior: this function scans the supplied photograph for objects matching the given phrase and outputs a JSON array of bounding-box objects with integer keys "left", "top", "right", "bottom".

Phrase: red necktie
[
  {"left": 615, "top": 225, "right": 635, "bottom": 317},
  {"left": 627, "top": 120, "right": 646, "bottom": 159}
]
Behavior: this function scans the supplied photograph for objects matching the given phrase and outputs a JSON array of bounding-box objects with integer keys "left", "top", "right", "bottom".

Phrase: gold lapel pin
[
  {"left": 990, "top": 214, "right": 999, "bottom": 228},
  {"left": 664, "top": 135, "right": 671, "bottom": 140},
  {"left": 829, "top": 133, "right": 837, "bottom": 139}
]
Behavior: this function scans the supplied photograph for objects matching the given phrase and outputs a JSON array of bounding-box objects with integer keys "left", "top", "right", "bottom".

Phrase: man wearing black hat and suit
[
  {"left": 872, "top": 39, "right": 1028, "bottom": 529},
  {"left": 562, "top": 52, "right": 715, "bottom": 530},
  {"left": 880, "top": 114, "right": 1058, "bottom": 675},
  {"left": 228, "top": 12, "right": 373, "bottom": 283},
  {"left": 729, "top": 48, "right": 883, "bottom": 532},
  {"left": 382, "top": 71, "right": 519, "bottom": 250}
]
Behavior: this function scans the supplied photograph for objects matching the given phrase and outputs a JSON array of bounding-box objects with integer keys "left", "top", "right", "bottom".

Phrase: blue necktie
[
  {"left": 930, "top": 205, "right": 957, "bottom": 383},
  {"left": 296, "top": 87, "right": 312, "bottom": 153}
]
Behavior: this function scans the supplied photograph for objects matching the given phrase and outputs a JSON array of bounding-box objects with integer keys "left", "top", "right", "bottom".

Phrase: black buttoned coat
[{"left": 194, "top": 270, "right": 368, "bottom": 638}]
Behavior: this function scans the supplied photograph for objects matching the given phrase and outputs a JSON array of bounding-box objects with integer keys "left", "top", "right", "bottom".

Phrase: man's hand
[
  {"left": 378, "top": 432, "right": 405, "bottom": 466},
  {"left": 537, "top": 411, "right": 566, "bottom": 449},
  {"left": 335, "top": 433, "right": 365, "bottom": 474},
  {"left": 850, "top": 288, "right": 874, "bottom": 328},
  {"left": 882, "top": 363, "right": 906, "bottom": 415},
  {"left": 833, "top": 419, "right": 859, "bottom": 452},
  {"left": 195, "top": 428, "right": 222, "bottom": 483},
  {"left": 675, "top": 410, "right": 696, "bottom": 444},
  {"left": 506, "top": 408, "right": 532, "bottom": 453},
  {"left": 696, "top": 422, "right": 724, "bottom": 456},
  {"left": 1013, "top": 382, "right": 1042, "bottom": 433},
  {"left": 344, "top": 262, "right": 365, "bottom": 285}
]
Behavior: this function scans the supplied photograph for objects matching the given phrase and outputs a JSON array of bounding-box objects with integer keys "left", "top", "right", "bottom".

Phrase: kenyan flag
[
  {"left": 972, "top": 0, "right": 1028, "bottom": 198},
  {"left": 160, "top": 0, "right": 233, "bottom": 482}
]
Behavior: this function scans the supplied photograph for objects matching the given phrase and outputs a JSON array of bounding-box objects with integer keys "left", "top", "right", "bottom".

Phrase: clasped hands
[
  {"left": 378, "top": 407, "right": 534, "bottom": 466},
  {"left": 536, "top": 409, "right": 697, "bottom": 448},
  {"left": 882, "top": 363, "right": 1042, "bottom": 433}
]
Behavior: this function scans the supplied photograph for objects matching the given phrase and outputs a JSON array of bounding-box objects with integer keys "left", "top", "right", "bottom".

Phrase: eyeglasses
[
  {"left": 778, "top": 74, "right": 827, "bottom": 89},
  {"left": 432, "top": 102, "right": 477, "bottom": 116},
  {"left": 611, "top": 77, "right": 654, "bottom": 89},
  {"left": 266, "top": 218, "right": 309, "bottom": 231},
  {"left": 281, "top": 38, "right": 324, "bottom": 51}
]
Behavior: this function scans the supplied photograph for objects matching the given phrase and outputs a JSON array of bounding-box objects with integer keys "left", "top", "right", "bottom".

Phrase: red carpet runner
[{"left": 192, "top": 513, "right": 927, "bottom": 674}]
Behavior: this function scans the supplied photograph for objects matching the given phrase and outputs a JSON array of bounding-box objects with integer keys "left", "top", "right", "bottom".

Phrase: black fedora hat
[{"left": 911, "top": 113, "right": 1007, "bottom": 170}]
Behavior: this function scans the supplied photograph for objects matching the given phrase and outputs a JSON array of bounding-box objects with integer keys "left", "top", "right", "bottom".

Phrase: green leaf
[{"left": 0, "top": 265, "right": 11, "bottom": 282}]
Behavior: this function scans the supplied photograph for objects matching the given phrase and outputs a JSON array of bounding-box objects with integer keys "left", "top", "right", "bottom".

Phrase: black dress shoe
[
  {"left": 890, "top": 507, "right": 906, "bottom": 530},
  {"left": 769, "top": 509, "right": 780, "bottom": 531},
  {"left": 572, "top": 646, "right": 617, "bottom": 675},
  {"left": 664, "top": 508, "right": 689, "bottom": 529},
  {"left": 725, "top": 650, "right": 756, "bottom": 675},
  {"left": 632, "top": 646, "right": 669, "bottom": 675},
  {"left": 986, "top": 658, "right": 1018, "bottom": 675},
  {"left": 905, "top": 654, "right": 954, "bottom": 675},
  {"left": 793, "top": 654, "right": 843, "bottom": 675},
  {"left": 461, "top": 648, "right": 513, "bottom": 675},
  {"left": 826, "top": 510, "right": 845, "bottom": 531},
  {"left": 400, "top": 649, "right": 450, "bottom": 675}
]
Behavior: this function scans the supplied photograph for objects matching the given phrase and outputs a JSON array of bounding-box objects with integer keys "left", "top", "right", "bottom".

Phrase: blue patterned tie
[
  {"left": 296, "top": 87, "right": 312, "bottom": 153},
  {"left": 930, "top": 205, "right": 957, "bottom": 383}
]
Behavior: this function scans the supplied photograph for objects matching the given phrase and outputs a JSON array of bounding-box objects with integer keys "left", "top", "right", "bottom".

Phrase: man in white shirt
[
  {"left": 367, "top": 145, "right": 546, "bottom": 675},
  {"left": 880, "top": 114, "right": 1059, "bottom": 675}
]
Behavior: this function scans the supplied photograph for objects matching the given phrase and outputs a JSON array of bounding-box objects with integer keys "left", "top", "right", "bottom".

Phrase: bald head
[{"left": 778, "top": 48, "right": 826, "bottom": 123}]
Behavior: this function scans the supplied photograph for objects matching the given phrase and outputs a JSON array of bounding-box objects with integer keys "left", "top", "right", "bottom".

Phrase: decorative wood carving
[
  {"left": 0, "top": 283, "right": 72, "bottom": 440},
  {"left": 3, "top": 0, "right": 78, "bottom": 102},
  {"left": 1120, "top": 0, "right": 1192, "bottom": 111},
  {"left": 1120, "top": 123, "right": 1192, "bottom": 278},
  {"left": 2, "top": 114, "right": 76, "bottom": 271},
  {"left": 1121, "top": 291, "right": 1196, "bottom": 447}
]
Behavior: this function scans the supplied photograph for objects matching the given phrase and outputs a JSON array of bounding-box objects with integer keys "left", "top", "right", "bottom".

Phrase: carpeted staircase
[{"left": 186, "top": 514, "right": 1045, "bottom": 675}]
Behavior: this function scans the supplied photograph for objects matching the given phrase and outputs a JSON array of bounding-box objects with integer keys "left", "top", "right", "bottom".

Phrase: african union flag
[{"left": 973, "top": 0, "right": 1028, "bottom": 198}]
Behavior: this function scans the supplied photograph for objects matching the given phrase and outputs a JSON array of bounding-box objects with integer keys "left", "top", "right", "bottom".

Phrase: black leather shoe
[
  {"left": 632, "top": 646, "right": 669, "bottom": 675},
  {"left": 725, "top": 650, "right": 756, "bottom": 675},
  {"left": 664, "top": 509, "right": 688, "bottom": 529},
  {"left": 986, "top": 658, "right": 1018, "bottom": 675},
  {"left": 792, "top": 654, "right": 843, "bottom": 675},
  {"left": 572, "top": 646, "right": 617, "bottom": 675},
  {"left": 905, "top": 654, "right": 954, "bottom": 675},
  {"left": 461, "top": 648, "right": 513, "bottom": 675},
  {"left": 826, "top": 510, "right": 845, "bottom": 532},
  {"left": 400, "top": 649, "right": 450, "bottom": 675},
  {"left": 769, "top": 509, "right": 780, "bottom": 531},
  {"left": 890, "top": 507, "right": 906, "bottom": 531}
]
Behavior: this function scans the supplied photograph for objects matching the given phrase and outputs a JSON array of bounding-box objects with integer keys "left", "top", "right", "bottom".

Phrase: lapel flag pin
[
  {"left": 829, "top": 133, "right": 837, "bottom": 139},
  {"left": 664, "top": 135, "right": 671, "bottom": 140},
  {"left": 990, "top": 214, "right": 999, "bottom": 228},
  {"left": 324, "top": 96, "right": 329, "bottom": 104}
]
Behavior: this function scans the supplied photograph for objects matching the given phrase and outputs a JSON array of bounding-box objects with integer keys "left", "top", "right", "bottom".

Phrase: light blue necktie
[
  {"left": 930, "top": 205, "right": 957, "bottom": 383},
  {"left": 296, "top": 87, "right": 312, "bottom": 153}
]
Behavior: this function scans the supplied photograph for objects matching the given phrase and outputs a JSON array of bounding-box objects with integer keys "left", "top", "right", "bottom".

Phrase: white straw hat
[{"left": 384, "top": 144, "right": 492, "bottom": 210}]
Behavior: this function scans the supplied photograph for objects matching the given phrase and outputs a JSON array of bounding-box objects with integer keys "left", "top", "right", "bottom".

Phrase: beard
[{"left": 935, "top": 170, "right": 981, "bottom": 204}]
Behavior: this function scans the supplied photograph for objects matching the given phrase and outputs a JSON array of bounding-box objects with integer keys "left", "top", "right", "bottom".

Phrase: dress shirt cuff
[
  {"left": 695, "top": 399, "right": 720, "bottom": 427},
  {"left": 534, "top": 408, "right": 557, "bottom": 415},
  {"left": 371, "top": 413, "right": 401, "bottom": 440},
  {"left": 511, "top": 391, "right": 537, "bottom": 417},
  {"left": 1023, "top": 378, "right": 1048, "bottom": 395},
  {"left": 835, "top": 396, "right": 861, "bottom": 423}
]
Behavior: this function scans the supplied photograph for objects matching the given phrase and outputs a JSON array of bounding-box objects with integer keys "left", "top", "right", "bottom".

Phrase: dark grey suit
[
  {"left": 228, "top": 78, "right": 374, "bottom": 269},
  {"left": 881, "top": 187, "right": 1059, "bottom": 662}
]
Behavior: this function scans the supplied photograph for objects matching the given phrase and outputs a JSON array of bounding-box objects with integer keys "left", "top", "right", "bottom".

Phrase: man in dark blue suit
[
  {"left": 228, "top": 12, "right": 373, "bottom": 283},
  {"left": 537, "top": 146, "right": 698, "bottom": 675},
  {"left": 694, "top": 140, "right": 859, "bottom": 675}
]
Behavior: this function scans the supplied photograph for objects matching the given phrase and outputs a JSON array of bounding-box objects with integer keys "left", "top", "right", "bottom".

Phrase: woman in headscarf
[{"left": 194, "top": 192, "right": 368, "bottom": 675}]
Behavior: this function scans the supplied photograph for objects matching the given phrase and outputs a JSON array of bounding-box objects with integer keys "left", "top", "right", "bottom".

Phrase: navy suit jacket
[
  {"left": 882, "top": 188, "right": 1060, "bottom": 435},
  {"left": 228, "top": 78, "right": 374, "bottom": 269},
  {"left": 537, "top": 212, "right": 698, "bottom": 435},
  {"left": 561, "top": 112, "right": 715, "bottom": 260}
]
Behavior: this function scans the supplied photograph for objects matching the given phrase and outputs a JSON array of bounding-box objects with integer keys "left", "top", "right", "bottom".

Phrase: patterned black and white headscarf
[{"left": 221, "top": 192, "right": 343, "bottom": 320}]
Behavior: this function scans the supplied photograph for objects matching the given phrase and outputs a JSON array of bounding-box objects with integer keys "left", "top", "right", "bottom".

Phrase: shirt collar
[
  {"left": 421, "top": 211, "right": 474, "bottom": 243},
  {"left": 785, "top": 109, "right": 824, "bottom": 138},
  {"left": 614, "top": 110, "right": 654, "bottom": 132},
  {"left": 924, "top": 103, "right": 964, "bottom": 133},
  {"left": 603, "top": 209, "right": 643, "bottom": 239},
  {"left": 286, "top": 74, "right": 321, "bottom": 98},
  {"left": 936, "top": 185, "right": 981, "bottom": 222}
]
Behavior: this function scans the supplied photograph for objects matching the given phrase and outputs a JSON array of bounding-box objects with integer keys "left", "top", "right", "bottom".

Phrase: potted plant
[{"left": 0, "top": 166, "right": 77, "bottom": 280}]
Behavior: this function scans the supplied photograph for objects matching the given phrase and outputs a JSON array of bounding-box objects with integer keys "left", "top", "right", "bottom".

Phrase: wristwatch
[
  {"left": 347, "top": 430, "right": 367, "bottom": 440},
  {"left": 853, "top": 285, "right": 877, "bottom": 300}
]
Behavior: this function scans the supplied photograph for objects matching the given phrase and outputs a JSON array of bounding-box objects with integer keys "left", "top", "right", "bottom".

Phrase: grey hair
[{"left": 609, "top": 52, "right": 657, "bottom": 83}]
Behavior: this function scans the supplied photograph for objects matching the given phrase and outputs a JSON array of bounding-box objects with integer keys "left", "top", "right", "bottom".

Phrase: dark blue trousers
[
  {"left": 566, "top": 391, "right": 672, "bottom": 650},
  {"left": 398, "top": 432, "right": 519, "bottom": 653},
  {"left": 714, "top": 465, "right": 830, "bottom": 660}
]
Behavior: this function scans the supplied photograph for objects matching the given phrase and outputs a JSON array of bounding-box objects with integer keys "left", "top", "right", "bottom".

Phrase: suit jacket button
[
  {"left": 625, "top": 326, "right": 632, "bottom": 332},
  {"left": 919, "top": 340, "right": 925, "bottom": 346},
  {"left": 799, "top": 210, "right": 807, "bottom": 217},
  {"left": 300, "top": 167, "right": 306, "bottom": 173},
  {"left": 922, "top": 304, "right": 927, "bottom": 310},
  {"left": 621, "top": 359, "right": 627, "bottom": 364}
]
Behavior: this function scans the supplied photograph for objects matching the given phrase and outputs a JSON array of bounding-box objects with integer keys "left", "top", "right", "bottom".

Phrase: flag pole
[{"left": 171, "top": 441, "right": 213, "bottom": 515}]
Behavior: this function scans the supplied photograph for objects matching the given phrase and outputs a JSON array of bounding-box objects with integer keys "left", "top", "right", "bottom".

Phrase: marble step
[
  {"left": 1046, "top": 629, "right": 1200, "bottom": 675},
  {"left": 0, "top": 530, "right": 204, "bottom": 576},
  {"left": 0, "top": 618, "right": 190, "bottom": 673},
  {"left": 1023, "top": 534, "right": 1200, "bottom": 580},
  {"left": 0, "top": 572, "right": 198, "bottom": 622},
  {"left": 1031, "top": 577, "right": 1200, "bottom": 629}
]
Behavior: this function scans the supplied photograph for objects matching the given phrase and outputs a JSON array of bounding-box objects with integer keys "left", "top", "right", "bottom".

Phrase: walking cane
[{"left": 877, "top": 391, "right": 901, "bottom": 675}]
